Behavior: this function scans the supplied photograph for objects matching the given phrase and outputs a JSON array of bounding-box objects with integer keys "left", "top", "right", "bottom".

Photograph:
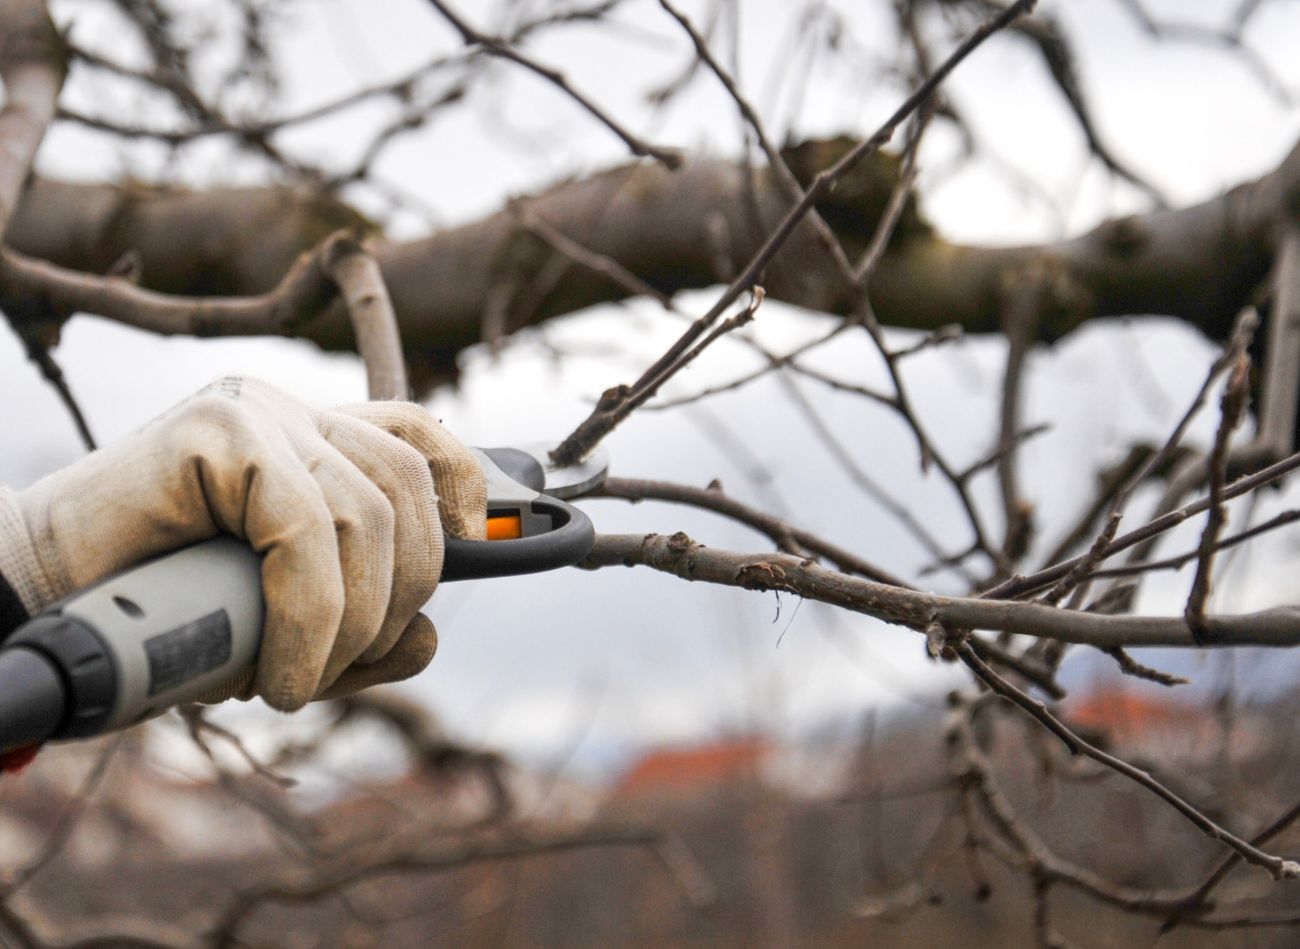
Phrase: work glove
[{"left": 0, "top": 376, "right": 487, "bottom": 711}]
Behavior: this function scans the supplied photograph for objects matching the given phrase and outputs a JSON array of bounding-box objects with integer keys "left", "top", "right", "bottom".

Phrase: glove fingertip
[
  {"left": 403, "top": 612, "right": 438, "bottom": 668},
  {"left": 259, "top": 677, "right": 313, "bottom": 713}
]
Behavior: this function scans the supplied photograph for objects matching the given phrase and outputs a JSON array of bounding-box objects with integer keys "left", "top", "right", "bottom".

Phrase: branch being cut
[{"left": 584, "top": 527, "right": 1300, "bottom": 649}]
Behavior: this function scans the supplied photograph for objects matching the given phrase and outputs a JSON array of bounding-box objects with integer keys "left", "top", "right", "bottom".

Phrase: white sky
[{"left": 6, "top": 0, "right": 1300, "bottom": 774}]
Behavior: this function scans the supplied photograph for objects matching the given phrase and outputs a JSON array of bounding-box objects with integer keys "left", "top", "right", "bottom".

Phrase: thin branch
[
  {"left": 425, "top": 0, "right": 683, "bottom": 168},
  {"left": 1091, "top": 508, "right": 1300, "bottom": 579},
  {"left": 0, "top": 237, "right": 338, "bottom": 339},
  {"left": 512, "top": 204, "right": 679, "bottom": 310},
  {"left": 21, "top": 339, "right": 97, "bottom": 451},
  {"left": 596, "top": 475, "right": 912, "bottom": 587},
  {"left": 1104, "top": 646, "right": 1189, "bottom": 687},
  {"left": 983, "top": 447, "right": 1300, "bottom": 601},
  {"left": 995, "top": 267, "right": 1044, "bottom": 563},
  {"left": 1163, "top": 796, "right": 1300, "bottom": 931},
  {"left": 1185, "top": 351, "right": 1252, "bottom": 634},
  {"left": 776, "top": 372, "right": 977, "bottom": 582}
]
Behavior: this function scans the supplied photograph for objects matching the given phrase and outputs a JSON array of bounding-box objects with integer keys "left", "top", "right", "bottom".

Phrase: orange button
[{"left": 486, "top": 514, "right": 523, "bottom": 540}]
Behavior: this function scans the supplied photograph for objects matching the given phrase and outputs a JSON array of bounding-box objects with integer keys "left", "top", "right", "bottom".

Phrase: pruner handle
[
  {"left": 437, "top": 447, "right": 596, "bottom": 581},
  {"left": 441, "top": 495, "right": 594, "bottom": 581}
]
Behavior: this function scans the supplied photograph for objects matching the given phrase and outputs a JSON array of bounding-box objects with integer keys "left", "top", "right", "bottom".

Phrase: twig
[
  {"left": 21, "top": 339, "right": 97, "bottom": 451},
  {"left": 512, "top": 204, "right": 679, "bottom": 310},
  {"left": 596, "top": 475, "right": 912, "bottom": 587},
  {"left": 0, "top": 243, "right": 334, "bottom": 340},
  {"left": 983, "top": 447, "right": 1300, "bottom": 601},
  {"left": 1185, "top": 351, "right": 1252, "bottom": 635},
  {"left": 1104, "top": 646, "right": 1189, "bottom": 687},
  {"left": 425, "top": 0, "right": 683, "bottom": 168},
  {"left": 1090, "top": 508, "right": 1300, "bottom": 579},
  {"left": 995, "top": 268, "right": 1043, "bottom": 562},
  {"left": 1119, "top": 309, "right": 1258, "bottom": 521},
  {"left": 657, "top": 0, "right": 857, "bottom": 282},
  {"left": 1117, "top": 0, "right": 1291, "bottom": 104},
  {"left": 776, "top": 372, "right": 978, "bottom": 583},
  {"left": 177, "top": 706, "right": 296, "bottom": 789},
  {"left": 1163, "top": 796, "right": 1300, "bottom": 931}
]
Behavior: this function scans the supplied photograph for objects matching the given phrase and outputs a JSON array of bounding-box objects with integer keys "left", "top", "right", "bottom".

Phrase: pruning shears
[{"left": 0, "top": 443, "right": 608, "bottom": 758}]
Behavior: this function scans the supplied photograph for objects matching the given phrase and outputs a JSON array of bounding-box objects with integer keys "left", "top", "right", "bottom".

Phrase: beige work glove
[{"left": 0, "top": 376, "right": 487, "bottom": 711}]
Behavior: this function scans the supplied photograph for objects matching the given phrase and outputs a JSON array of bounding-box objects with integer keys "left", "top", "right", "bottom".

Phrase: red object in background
[
  {"left": 0, "top": 743, "right": 40, "bottom": 775},
  {"left": 617, "top": 738, "right": 768, "bottom": 798}
]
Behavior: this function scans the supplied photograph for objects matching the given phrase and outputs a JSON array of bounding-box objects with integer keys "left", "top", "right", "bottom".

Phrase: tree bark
[{"left": 5, "top": 136, "right": 1298, "bottom": 389}]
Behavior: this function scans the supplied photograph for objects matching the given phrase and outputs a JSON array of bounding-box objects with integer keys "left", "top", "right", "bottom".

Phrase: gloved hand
[{"left": 0, "top": 376, "right": 486, "bottom": 711}]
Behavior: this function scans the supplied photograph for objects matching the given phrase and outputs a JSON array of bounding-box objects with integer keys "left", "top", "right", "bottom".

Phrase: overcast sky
[{"left": 5, "top": 0, "right": 1300, "bottom": 776}]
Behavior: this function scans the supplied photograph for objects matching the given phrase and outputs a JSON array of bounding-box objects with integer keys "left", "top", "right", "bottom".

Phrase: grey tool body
[{"left": 0, "top": 537, "right": 263, "bottom": 753}]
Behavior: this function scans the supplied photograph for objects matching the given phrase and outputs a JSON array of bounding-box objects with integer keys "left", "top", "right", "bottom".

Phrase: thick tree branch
[{"left": 3, "top": 131, "right": 1300, "bottom": 395}]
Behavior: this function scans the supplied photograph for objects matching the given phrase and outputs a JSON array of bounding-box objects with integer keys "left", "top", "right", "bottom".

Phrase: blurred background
[{"left": 3, "top": 0, "right": 1300, "bottom": 944}]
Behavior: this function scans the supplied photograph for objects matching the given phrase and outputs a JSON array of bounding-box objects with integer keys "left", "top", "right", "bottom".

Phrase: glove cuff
[{"left": 0, "top": 486, "right": 51, "bottom": 622}]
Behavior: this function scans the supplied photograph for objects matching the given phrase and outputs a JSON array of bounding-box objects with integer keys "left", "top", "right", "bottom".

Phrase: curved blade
[{"left": 519, "top": 443, "right": 609, "bottom": 499}]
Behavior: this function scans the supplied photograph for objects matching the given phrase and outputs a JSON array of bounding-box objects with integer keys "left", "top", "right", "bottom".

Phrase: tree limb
[{"left": 584, "top": 528, "right": 1300, "bottom": 649}]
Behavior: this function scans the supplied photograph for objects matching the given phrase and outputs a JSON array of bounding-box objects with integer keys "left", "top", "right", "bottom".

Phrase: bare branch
[
  {"left": 322, "top": 234, "right": 409, "bottom": 401},
  {"left": 596, "top": 475, "right": 912, "bottom": 587},
  {"left": 424, "top": 0, "right": 683, "bottom": 168},
  {"left": 586, "top": 529, "right": 1300, "bottom": 649},
  {"left": 983, "top": 447, "right": 1300, "bottom": 601},
  {"left": 1185, "top": 351, "right": 1252, "bottom": 634}
]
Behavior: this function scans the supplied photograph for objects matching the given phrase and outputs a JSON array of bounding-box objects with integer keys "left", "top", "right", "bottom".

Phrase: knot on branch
[
  {"left": 925, "top": 621, "right": 967, "bottom": 661},
  {"left": 998, "top": 256, "right": 1093, "bottom": 343},
  {"left": 780, "top": 136, "right": 931, "bottom": 251},
  {"left": 666, "top": 531, "right": 694, "bottom": 554},
  {"left": 319, "top": 226, "right": 372, "bottom": 272},
  {"left": 735, "top": 561, "right": 787, "bottom": 591},
  {"left": 1099, "top": 214, "right": 1149, "bottom": 258},
  {"left": 597, "top": 383, "right": 632, "bottom": 411}
]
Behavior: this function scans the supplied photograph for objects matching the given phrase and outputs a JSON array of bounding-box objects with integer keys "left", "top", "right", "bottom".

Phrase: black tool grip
[{"left": 440, "top": 496, "right": 595, "bottom": 581}]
